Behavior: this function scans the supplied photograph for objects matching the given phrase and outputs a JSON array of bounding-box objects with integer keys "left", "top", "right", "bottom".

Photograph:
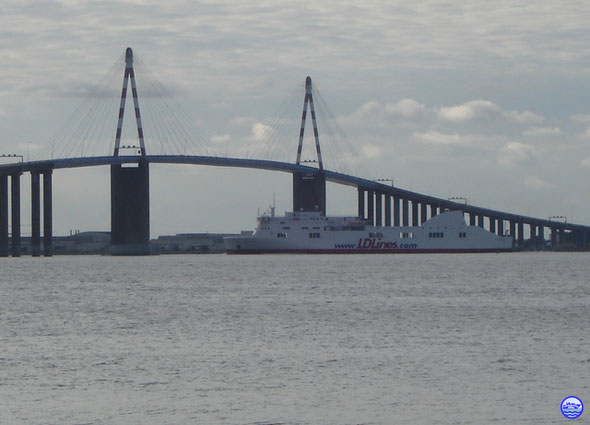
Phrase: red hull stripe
[{"left": 226, "top": 248, "right": 513, "bottom": 254}]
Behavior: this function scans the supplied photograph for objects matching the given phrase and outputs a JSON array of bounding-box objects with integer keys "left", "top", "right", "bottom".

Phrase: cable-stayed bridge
[{"left": 0, "top": 48, "right": 588, "bottom": 256}]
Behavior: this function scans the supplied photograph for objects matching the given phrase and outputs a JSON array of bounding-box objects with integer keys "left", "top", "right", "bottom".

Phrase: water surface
[{"left": 1, "top": 253, "right": 588, "bottom": 424}]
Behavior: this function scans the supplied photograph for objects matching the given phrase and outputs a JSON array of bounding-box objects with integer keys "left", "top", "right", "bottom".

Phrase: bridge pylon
[
  {"left": 110, "top": 47, "right": 150, "bottom": 255},
  {"left": 114, "top": 47, "right": 146, "bottom": 157},
  {"left": 293, "top": 76, "right": 326, "bottom": 215}
]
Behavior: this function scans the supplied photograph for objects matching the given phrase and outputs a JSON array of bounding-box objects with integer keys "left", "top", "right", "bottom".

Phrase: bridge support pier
[
  {"left": 551, "top": 228, "right": 558, "bottom": 247},
  {"left": 477, "top": 215, "right": 484, "bottom": 228},
  {"left": 111, "top": 161, "right": 150, "bottom": 255},
  {"left": 497, "top": 219, "right": 504, "bottom": 236},
  {"left": 0, "top": 175, "right": 8, "bottom": 257},
  {"left": 375, "top": 192, "right": 382, "bottom": 226},
  {"left": 402, "top": 199, "right": 409, "bottom": 226},
  {"left": 530, "top": 224, "right": 537, "bottom": 248},
  {"left": 384, "top": 195, "right": 391, "bottom": 226},
  {"left": 1, "top": 173, "right": 21, "bottom": 257},
  {"left": 517, "top": 222, "right": 524, "bottom": 250},
  {"left": 411, "top": 200, "right": 419, "bottom": 226},
  {"left": 357, "top": 188, "right": 365, "bottom": 219},
  {"left": 11, "top": 173, "right": 20, "bottom": 256},
  {"left": 430, "top": 204, "right": 437, "bottom": 218},
  {"left": 31, "top": 171, "right": 41, "bottom": 257},
  {"left": 43, "top": 170, "right": 53, "bottom": 257},
  {"left": 393, "top": 197, "right": 400, "bottom": 226},
  {"left": 577, "top": 230, "right": 587, "bottom": 248},
  {"left": 29, "top": 170, "right": 53, "bottom": 257},
  {"left": 559, "top": 228, "right": 565, "bottom": 246},
  {"left": 367, "top": 190, "right": 374, "bottom": 225},
  {"left": 420, "top": 203, "right": 427, "bottom": 224},
  {"left": 470, "top": 213, "right": 476, "bottom": 226},
  {"left": 489, "top": 217, "right": 496, "bottom": 234},
  {"left": 293, "top": 171, "right": 326, "bottom": 215}
]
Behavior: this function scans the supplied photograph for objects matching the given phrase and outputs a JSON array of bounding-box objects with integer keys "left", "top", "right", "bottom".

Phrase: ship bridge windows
[
  {"left": 459, "top": 232, "right": 467, "bottom": 238},
  {"left": 325, "top": 225, "right": 365, "bottom": 231},
  {"left": 309, "top": 232, "right": 321, "bottom": 238},
  {"left": 400, "top": 232, "right": 414, "bottom": 238},
  {"left": 277, "top": 232, "right": 288, "bottom": 238},
  {"left": 428, "top": 232, "right": 444, "bottom": 238}
]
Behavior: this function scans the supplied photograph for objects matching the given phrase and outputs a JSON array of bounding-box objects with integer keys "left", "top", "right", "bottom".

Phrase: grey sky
[{"left": 2, "top": 0, "right": 590, "bottom": 236}]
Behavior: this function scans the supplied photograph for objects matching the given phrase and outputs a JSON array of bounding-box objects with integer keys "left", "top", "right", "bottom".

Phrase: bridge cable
[
  {"left": 133, "top": 56, "right": 215, "bottom": 157},
  {"left": 40, "top": 58, "right": 122, "bottom": 159},
  {"left": 245, "top": 81, "right": 304, "bottom": 162},
  {"left": 312, "top": 83, "right": 375, "bottom": 179},
  {"left": 262, "top": 83, "right": 302, "bottom": 161}
]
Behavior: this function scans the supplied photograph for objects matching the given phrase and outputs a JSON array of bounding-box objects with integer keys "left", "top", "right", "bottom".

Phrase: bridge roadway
[{"left": 1, "top": 154, "right": 587, "bottom": 233}]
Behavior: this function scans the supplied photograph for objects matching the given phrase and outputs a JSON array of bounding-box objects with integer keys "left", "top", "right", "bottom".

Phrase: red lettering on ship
[{"left": 357, "top": 238, "right": 411, "bottom": 249}]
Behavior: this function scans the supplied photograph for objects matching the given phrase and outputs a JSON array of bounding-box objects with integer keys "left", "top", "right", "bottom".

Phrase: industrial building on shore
[{"left": 11, "top": 231, "right": 245, "bottom": 255}]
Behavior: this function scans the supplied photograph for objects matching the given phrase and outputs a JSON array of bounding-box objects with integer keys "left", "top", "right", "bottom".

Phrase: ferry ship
[{"left": 224, "top": 209, "right": 513, "bottom": 254}]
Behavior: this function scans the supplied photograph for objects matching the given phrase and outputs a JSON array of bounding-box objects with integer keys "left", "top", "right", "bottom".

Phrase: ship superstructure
[{"left": 224, "top": 210, "right": 513, "bottom": 254}]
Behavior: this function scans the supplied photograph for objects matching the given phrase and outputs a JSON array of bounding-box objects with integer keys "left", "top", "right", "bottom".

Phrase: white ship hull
[{"left": 224, "top": 210, "right": 513, "bottom": 254}]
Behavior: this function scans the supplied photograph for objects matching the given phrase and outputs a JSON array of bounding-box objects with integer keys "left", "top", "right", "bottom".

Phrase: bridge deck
[{"left": 0, "top": 155, "right": 586, "bottom": 231}]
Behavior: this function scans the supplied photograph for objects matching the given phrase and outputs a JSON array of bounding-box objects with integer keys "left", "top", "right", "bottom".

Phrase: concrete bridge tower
[
  {"left": 110, "top": 47, "right": 150, "bottom": 255},
  {"left": 293, "top": 76, "right": 326, "bottom": 215}
]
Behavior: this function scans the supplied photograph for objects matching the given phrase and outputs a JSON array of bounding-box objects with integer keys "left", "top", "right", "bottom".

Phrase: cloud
[
  {"left": 230, "top": 116, "right": 255, "bottom": 127},
  {"left": 345, "top": 101, "right": 385, "bottom": 127},
  {"left": 232, "top": 122, "right": 277, "bottom": 159},
  {"left": 438, "top": 100, "right": 544, "bottom": 124},
  {"left": 211, "top": 134, "right": 231, "bottom": 144},
  {"left": 499, "top": 142, "right": 536, "bottom": 166},
  {"left": 344, "top": 98, "right": 427, "bottom": 128},
  {"left": 524, "top": 176, "right": 556, "bottom": 190},
  {"left": 412, "top": 130, "right": 471, "bottom": 146},
  {"left": 250, "top": 123, "right": 274, "bottom": 142},
  {"left": 504, "top": 110, "right": 544, "bottom": 124},
  {"left": 438, "top": 100, "right": 501, "bottom": 123},
  {"left": 522, "top": 126, "right": 561, "bottom": 136},
  {"left": 355, "top": 100, "right": 381, "bottom": 117},
  {"left": 360, "top": 144, "right": 385, "bottom": 159},
  {"left": 384, "top": 98, "right": 426, "bottom": 119},
  {"left": 571, "top": 114, "right": 590, "bottom": 123}
]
